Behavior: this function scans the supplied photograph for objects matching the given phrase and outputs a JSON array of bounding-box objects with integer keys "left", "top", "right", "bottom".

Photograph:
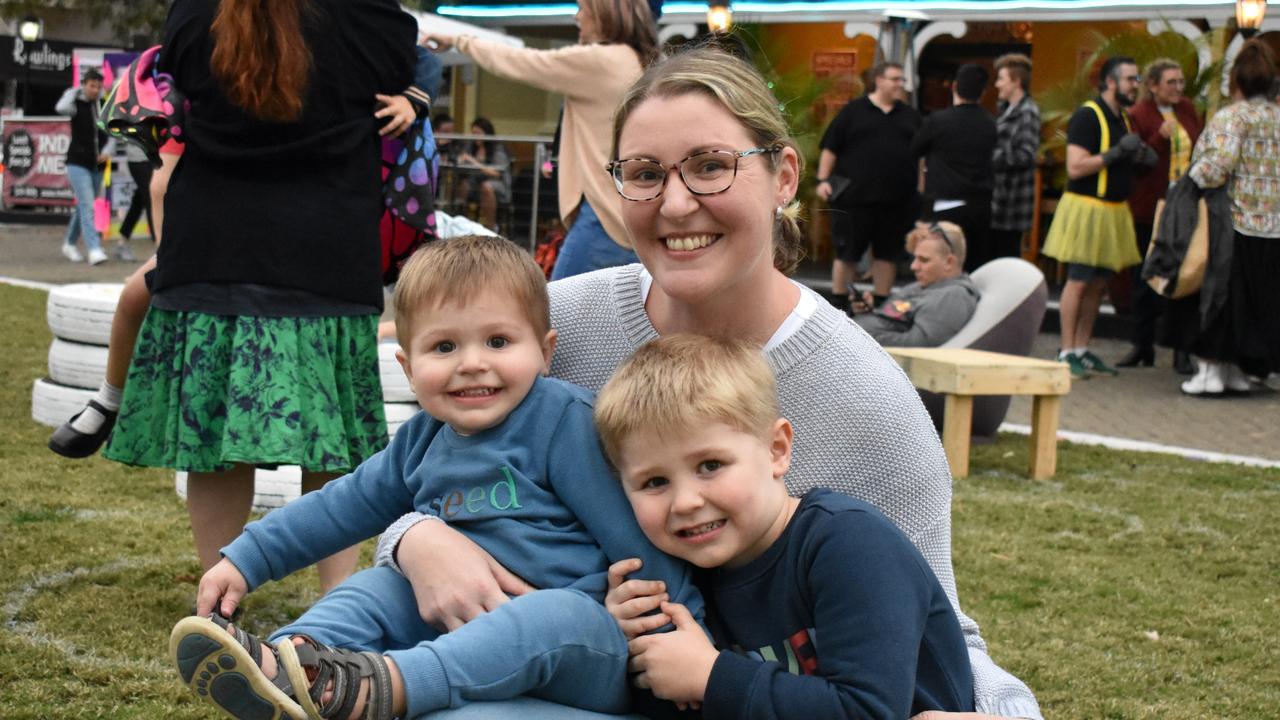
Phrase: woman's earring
[{"left": 775, "top": 205, "right": 784, "bottom": 220}]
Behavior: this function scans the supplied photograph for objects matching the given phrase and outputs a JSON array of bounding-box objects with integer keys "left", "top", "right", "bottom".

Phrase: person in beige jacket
[{"left": 423, "top": 0, "right": 658, "bottom": 279}]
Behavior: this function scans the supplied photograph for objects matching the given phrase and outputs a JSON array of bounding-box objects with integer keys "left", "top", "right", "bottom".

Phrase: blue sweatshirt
[
  {"left": 699, "top": 489, "right": 974, "bottom": 720},
  {"left": 223, "top": 376, "right": 702, "bottom": 615}
]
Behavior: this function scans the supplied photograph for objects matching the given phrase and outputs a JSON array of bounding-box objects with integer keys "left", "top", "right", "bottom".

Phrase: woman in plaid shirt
[{"left": 990, "top": 54, "right": 1041, "bottom": 259}]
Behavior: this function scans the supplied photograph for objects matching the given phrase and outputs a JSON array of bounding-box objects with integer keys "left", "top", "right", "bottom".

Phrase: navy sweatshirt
[{"left": 699, "top": 490, "right": 974, "bottom": 720}]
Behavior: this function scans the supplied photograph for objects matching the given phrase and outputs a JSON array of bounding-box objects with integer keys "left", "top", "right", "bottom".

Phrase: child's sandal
[
  {"left": 276, "top": 635, "right": 395, "bottom": 720},
  {"left": 169, "top": 615, "right": 306, "bottom": 720}
]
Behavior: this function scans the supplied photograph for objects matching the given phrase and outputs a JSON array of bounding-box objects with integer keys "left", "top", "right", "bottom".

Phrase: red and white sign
[{"left": 2, "top": 118, "right": 74, "bottom": 208}]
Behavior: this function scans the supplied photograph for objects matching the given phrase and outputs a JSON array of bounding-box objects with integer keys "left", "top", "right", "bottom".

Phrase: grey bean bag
[{"left": 919, "top": 257, "right": 1048, "bottom": 439}]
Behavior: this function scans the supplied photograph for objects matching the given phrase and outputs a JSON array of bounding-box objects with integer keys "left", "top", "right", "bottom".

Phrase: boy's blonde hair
[
  {"left": 393, "top": 235, "right": 550, "bottom": 350},
  {"left": 594, "top": 334, "right": 778, "bottom": 466}
]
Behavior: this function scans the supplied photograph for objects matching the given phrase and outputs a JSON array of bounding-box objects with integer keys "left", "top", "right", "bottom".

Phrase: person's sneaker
[
  {"left": 1079, "top": 350, "right": 1119, "bottom": 376},
  {"left": 113, "top": 241, "right": 137, "bottom": 262},
  {"left": 1222, "top": 364, "right": 1252, "bottom": 393},
  {"left": 87, "top": 248, "right": 109, "bottom": 266},
  {"left": 1181, "top": 361, "right": 1225, "bottom": 396},
  {"left": 61, "top": 244, "right": 84, "bottom": 262},
  {"left": 1060, "top": 353, "right": 1091, "bottom": 379}
]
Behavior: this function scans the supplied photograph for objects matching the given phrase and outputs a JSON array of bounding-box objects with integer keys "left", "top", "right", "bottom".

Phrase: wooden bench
[{"left": 885, "top": 347, "right": 1071, "bottom": 479}]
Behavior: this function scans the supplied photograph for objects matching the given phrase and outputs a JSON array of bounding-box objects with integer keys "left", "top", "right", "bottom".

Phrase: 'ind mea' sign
[{"left": 2, "top": 119, "right": 74, "bottom": 207}]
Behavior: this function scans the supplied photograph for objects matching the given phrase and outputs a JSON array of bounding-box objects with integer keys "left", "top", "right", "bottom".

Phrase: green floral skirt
[{"left": 104, "top": 309, "right": 387, "bottom": 473}]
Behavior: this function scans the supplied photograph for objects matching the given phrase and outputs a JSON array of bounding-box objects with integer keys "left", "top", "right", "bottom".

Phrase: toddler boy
[
  {"left": 595, "top": 335, "right": 976, "bottom": 719},
  {"left": 170, "top": 235, "right": 701, "bottom": 720}
]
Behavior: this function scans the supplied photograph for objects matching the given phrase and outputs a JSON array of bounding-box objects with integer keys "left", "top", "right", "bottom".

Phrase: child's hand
[
  {"left": 627, "top": 601, "right": 717, "bottom": 707},
  {"left": 374, "top": 94, "right": 415, "bottom": 138},
  {"left": 195, "top": 558, "right": 249, "bottom": 620},
  {"left": 605, "top": 558, "right": 670, "bottom": 639}
]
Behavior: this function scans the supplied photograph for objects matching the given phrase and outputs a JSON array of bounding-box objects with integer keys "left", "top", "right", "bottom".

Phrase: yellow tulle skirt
[{"left": 1042, "top": 192, "right": 1142, "bottom": 271}]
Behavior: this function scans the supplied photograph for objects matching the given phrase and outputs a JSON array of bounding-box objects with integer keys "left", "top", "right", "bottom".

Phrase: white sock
[
  {"left": 1072, "top": 347, "right": 1088, "bottom": 357},
  {"left": 68, "top": 382, "right": 121, "bottom": 434},
  {"left": 96, "top": 381, "right": 122, "bottom": 411}
]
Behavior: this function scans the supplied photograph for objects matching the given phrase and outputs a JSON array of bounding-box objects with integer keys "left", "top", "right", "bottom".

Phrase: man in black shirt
[
  {"left": 816, "top": 63, "right": 921, "bottom": 309},
  {"left": 1042, "top": 56, "right": 1156, "bottom": 379},
  {"left": 911, "top": 63, "right": 997, "bottom": 272}
]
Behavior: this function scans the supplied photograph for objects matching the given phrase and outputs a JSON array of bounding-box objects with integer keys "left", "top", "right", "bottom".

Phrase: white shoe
[
  {"left": 1222, "top": 364, "right": 1252, "bottom": 393},
  {"left": 86, "top": 248, "right": 109, "bottom": 266},
  {"left": 1181, "top": 360, "right": 1224, "bottom": 396},
  {"left": 61, "top": 244, "right": 84, "bottom": 262}
]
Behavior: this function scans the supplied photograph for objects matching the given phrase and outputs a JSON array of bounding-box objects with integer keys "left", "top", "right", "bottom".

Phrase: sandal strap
[
  {"left": 291, "top": 637, "right": 395, "bottom": 720},
  {"left": 206, "top": 613, "right": 298, "bottom": 697}
]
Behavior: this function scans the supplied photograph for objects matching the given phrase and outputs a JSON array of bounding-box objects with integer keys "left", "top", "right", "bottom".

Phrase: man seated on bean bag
[{"left": 852, "top": 220, "right": 980, "bottom": 347}]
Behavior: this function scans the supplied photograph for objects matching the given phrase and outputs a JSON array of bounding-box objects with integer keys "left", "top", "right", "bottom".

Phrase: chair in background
[{"left": 917, "top": 257, "right": 1049, "bottom": 439}]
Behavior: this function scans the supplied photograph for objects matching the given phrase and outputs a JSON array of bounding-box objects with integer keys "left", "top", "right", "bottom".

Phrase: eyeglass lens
[{"left": 614, "top": 151, "right": 739, "bottom": 200}]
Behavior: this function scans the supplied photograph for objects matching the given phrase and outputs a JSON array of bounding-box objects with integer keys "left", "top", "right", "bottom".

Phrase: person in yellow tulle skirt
[{"left": 1043, "top": 56, "right": 1156, "bottom": 378}]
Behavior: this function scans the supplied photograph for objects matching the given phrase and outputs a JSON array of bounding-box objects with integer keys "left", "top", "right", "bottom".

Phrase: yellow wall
[{"left": 1028, "top": 20, "right": 1147, "bottom": 95}]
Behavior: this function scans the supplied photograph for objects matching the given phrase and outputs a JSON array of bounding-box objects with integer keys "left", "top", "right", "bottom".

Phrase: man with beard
[{"left": 1042, "top": 56, "right": 1156, "bottom": 378}]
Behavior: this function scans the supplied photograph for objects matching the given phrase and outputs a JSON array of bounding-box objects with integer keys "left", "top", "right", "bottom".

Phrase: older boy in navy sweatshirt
[{"left": 597, "top": 335, "right": 975, "bottom": 720}]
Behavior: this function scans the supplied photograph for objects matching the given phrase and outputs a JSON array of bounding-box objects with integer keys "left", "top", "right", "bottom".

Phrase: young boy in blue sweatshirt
[
  {"left": 169, "top": 235, "right": 702, "bottom": 720},
  {"left": 595, "top": 335, "right": 976, "bottom": 720}
]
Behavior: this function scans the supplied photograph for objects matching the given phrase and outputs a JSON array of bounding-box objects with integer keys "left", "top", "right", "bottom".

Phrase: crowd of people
[{"left": 39, "top": 0, "right": 1280, "bottom": 716}]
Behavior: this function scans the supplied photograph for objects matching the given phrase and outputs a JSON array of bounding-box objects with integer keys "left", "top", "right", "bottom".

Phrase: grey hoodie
[{"left": 855, "top": 274, "right": 980, "bottom": 347}]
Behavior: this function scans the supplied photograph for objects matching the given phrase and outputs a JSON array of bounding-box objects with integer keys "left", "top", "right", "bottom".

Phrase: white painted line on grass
[
  {"left": 0, "top": 276, "right": 55, "bottom": 291},
  {"left": 2, "top": 557, "right": 172, "bottom": 674},
  {"left": 1000, "top": 423, "right": 1280, "bottom": 469}
]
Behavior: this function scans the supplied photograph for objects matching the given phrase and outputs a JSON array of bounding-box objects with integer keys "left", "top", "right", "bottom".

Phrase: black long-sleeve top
[
  {"left": 153, "top": 0, "right": 415, "bottom": 315},
  {"left": 911, "top": 103, "right": 997, "bottom": 202}
]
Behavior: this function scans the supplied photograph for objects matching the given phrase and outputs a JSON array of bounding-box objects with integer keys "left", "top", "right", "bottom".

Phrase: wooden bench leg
[
  {"left": 1029, "top": 394, "right": 1061, "bottom": 479},
  {"left": 942, "top": 393, "right": 973, "bottom": 479}
]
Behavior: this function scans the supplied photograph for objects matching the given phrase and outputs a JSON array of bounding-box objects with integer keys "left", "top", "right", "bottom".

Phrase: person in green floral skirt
[{"left": 103, "top": 0, "right": 417, "bottom": 592}]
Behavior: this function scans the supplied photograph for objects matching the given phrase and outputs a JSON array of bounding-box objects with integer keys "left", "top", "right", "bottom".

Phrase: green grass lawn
[{"left": 1, "top": 282, "right": 1277, "bottom": 718}]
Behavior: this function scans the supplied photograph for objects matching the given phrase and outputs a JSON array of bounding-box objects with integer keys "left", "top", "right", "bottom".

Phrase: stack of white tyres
[
  {"left": 32, "top": 283, "right": 121, "bottom": 428},
  {"left": 32, "top": 283, "right": 421, "bottom": 510}
]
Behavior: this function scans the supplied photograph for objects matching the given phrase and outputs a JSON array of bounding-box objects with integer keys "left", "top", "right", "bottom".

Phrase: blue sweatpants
[{"left": 269, "top": 567, "right": 630, "bottom": 719}]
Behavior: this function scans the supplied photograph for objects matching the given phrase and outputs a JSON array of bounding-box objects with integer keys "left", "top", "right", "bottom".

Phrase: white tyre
[
  {"left": 385, "top": 402, "right": 419, "bottom": 437},
  {"left": 48, "top": 338, "right": 109, "bottom": 390},
  {"left": 175, "top": 466, "right": 302, "bottom": 512},
  {"left": 31, "top": 377, "right": 96, "bottom": 428},
  {"left": 47, "top": 283, "right": 123, "bottom": 345},
  {"left": 379, "top": 342, "right": 414, "bottom": 402}
]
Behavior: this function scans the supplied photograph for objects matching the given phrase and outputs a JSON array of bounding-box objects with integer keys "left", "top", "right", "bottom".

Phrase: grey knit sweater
[{"left": 375, "top": 264, "right": 1042, "bottom": 719}]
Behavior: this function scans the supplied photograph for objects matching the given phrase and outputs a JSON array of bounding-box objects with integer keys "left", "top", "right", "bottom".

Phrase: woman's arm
[{"left": 1189, "top": 109, "right": 1241, "bottom": 191}]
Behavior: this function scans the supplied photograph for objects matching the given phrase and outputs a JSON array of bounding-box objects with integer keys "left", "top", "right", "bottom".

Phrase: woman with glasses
[
  {"left": 376, "top": 47, "right": 1041, "bottom": 720},
  {"left": 421, "top": 0, "right": 658, "bottom": 280}
]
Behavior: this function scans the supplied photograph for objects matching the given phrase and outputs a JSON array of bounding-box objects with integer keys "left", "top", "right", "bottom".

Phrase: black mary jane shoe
[
  {"left": 1173, "top": 350, "right": 1196, "bottom": 376},
  {"left": 1116, "top": 345, "right": 1155, "bottom": 368},
  {"left": 48, "top": 400, "right": 117, "bottom": 459}
]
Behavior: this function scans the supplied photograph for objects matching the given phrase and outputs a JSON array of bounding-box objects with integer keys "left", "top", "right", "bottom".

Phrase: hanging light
[
  {"left": 18, "top": 15, "right": 43, "bottom": 43},
  {"left": 1236, "top": 0, "right": 1267, "bottom": 38},
  {"left": 707, "top": 0, "right": 732, "bottom": 33}
]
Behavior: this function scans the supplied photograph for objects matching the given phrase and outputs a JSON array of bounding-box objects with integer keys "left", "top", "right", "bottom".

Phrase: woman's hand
[
  {"left": 420, "top": 32, "right": 456, "bottom": 52},
  {"left": 396, "top": 519, "right": 536, "bottom": 631},
  {"left": 374, "top": 94, "right": 415, "bottom": 138},
  {"left": 605, "top": 559, "right": 671, "bottom": 639},
  {"left": 628, "top": 601, "right": 715, "bottom": 709}
]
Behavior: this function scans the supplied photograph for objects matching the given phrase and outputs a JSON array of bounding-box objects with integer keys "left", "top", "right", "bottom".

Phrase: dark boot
[
  {"left": 1116, "top": 344, "right": 1154, "bottom": 368},
  {"left": 1173, "top": 350, "right": 1195, "bottom": 376}
]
